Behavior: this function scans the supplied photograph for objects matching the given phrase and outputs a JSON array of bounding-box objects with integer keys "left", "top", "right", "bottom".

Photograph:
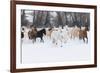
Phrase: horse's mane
[
  {"left": 39, "top": 28, "right": 45, "bottom": 32},
  {"left": 48, "top": 28, "right": 53, "bottom": 31}
]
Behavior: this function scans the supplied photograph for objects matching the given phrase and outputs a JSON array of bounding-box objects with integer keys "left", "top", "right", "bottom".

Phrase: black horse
[
  {"left": 21, "top": 32, "right": 24, "bottom": 39},
  {"left": 33, "top": 29, "right": 46, "bottom": 43},
  {"left": 21, "top": 27, "right": 25, "bottom": 39}
]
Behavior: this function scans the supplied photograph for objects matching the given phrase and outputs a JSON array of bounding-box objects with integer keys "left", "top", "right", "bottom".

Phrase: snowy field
[{"left": 21, "top": 31, "right": 91, "bottom": 64}]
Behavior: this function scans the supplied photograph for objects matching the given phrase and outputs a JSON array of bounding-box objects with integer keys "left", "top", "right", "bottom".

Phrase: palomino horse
[{"left": 46, "top": 27, "right": 54, "bottom": 39}]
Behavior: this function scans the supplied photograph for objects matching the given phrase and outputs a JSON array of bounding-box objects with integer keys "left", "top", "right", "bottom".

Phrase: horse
[
  {"left": 28, "top": 27, "right": 37, "bottom": 39},
  {"left": 21, "top": 27, "right": 26, "bottom": 43},
  {"left": 51, "top": 27, "right": 68, "bottom": 47},
  {"left": 46, "top": 27, "right": 54, "bottom": 39},
  {"left": 21, "top": 26, "right": 25, "bottom": 39},
  {"left": 79, "top": 27, "right": 88, "bottom": 43},
  {"left": 35, "top": 29, "right": 46, "bottom": 42},
  {"left": 21, "top": 32, "right": 24, "bottom": 39},
  {"left": 28, "top": 30, "right": 32, "bottom": 39},
  {"left": 28, "top": 28, "right": 46, "bottom": 43},
  {"left": 70, "top": 26, "right": 80, "bottom": 39}
]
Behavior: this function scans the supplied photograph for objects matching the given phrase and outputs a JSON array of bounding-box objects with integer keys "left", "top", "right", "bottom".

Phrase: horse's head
[
  {"left": 85, "top": 27, "right": 89, "bottom": 31},
  {"left": 42, "top": 29, "right": 46, "bottom": 35}
]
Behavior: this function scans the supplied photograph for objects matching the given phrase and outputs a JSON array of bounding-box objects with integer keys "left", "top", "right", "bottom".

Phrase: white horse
[{"left": 51, "top": 26, "right": 69, "bottom": 47}]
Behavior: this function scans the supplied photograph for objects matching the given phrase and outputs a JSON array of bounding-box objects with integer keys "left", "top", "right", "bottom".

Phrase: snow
[{"left": 21, "top": 31, "right": 91, "bottom": 64}]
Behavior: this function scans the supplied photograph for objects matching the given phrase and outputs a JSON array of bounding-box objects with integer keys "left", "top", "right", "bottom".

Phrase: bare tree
[
  {"left": 21, "top": 10, "right": 29, "bottom": 26},
  {"left": 57, "top": 12, "right": 63, "bottom": 28}
]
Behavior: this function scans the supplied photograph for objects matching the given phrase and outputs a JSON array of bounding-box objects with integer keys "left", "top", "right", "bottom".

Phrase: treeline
[{"left": 21, "top": 10, "right": 90, "bottom": 28}]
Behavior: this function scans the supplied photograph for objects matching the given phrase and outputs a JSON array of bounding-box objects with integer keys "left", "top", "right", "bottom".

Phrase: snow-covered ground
[{"left": 21, "top": 31, "right": 91, "bottom": 64}]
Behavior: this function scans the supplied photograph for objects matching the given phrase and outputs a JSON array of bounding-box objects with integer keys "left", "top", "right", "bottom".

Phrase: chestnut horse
[{"left": 79, "top": 27, "right": 88, "bottom": 43}]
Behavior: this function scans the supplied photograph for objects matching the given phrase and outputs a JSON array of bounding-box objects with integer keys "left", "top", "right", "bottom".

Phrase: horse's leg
[
  {"left": 60, "top": 39, "right": 63, "bottom": 47},
  {"left": 21, "top": 39, "right": 23, "bottom": 43},
  {"left": 52, "top": 39, "right": 55, "bottom": 43},
  {"left": 34, "top": 37, "right": 36, "bottom": 42},
  {"left": 83, "top": 37, "right": 85, "bottom": 43},
  {"left": 64, "top": 37, "right": 66, "bottom": 43},
  {"left": 40, "top": 37, "right": 44, "bottom": 42},
  {"left": 32, "top": 39, "right": 35, "bottom": 43},
  {"left": 32, "top": 37, "right": 36, "bottom": 43},
  {"left": 79, "top": 35, "right": 82, "bottom": 40},
  {"left": 50, "top": 34, "right": 51, "bottom": 39},
  {"left": 86, "top": 36, "right": 88, "bottom": 43},
  {"left": 71, "top": 35, "right": 73, "bottom": 39},
  {"left": 29, "top": 36, "right": 30, "bottom": 39}
]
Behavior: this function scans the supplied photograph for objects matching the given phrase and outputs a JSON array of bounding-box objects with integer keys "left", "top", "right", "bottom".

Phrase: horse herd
[{"left": 21, "top": 25, "right": 88, "bottom": 45}]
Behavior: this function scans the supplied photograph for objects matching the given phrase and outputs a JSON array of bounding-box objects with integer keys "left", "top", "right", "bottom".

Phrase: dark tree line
[
  {"left": 21, "top": 10, "right": 90, "bottom": 29},
  {"left": 21, "top": 10, "right": 29, "bottom": 26}
]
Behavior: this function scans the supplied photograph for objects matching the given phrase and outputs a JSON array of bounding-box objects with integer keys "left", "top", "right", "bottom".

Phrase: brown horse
[
  {"left": 79, "top": 27, "right": 88, "bottom": 43},
  {"left": 28, "top": 27, "right": 37, "bottom": 40}
]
